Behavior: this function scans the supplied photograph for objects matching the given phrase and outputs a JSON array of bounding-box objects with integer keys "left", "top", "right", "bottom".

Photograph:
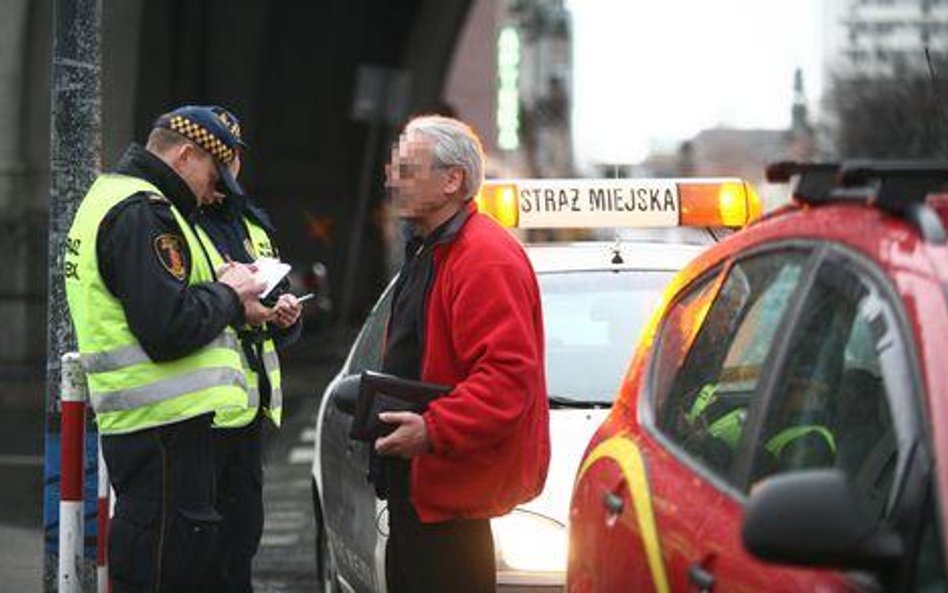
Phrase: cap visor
[{"left": 217, "top": 162, "right": 245, "bottom": 197}]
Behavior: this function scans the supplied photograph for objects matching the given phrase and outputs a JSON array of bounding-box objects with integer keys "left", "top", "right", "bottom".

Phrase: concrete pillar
[
  {"left": 102, "top": 0, "right": 145, "bottom": 166},
  {"left": 0, "top": 0, "right": 32, "bottom": 211},
  {"left": 0, "top": 0, "right": 48, "bottom": 367}
]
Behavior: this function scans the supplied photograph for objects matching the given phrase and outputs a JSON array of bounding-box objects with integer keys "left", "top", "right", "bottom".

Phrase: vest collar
[{"left": 114, "top": 143, "right": 200, "bottom": 218}]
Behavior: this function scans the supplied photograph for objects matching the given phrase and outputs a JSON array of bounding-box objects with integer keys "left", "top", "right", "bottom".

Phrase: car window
[
  {"left": 654, "top": 250, "right": 810, "bottom": 483},
  {"left": 750, "top": 254, "right": 902, "bottom": 519},
  {"left": 539, "top": 269, "right": 674, "bottom": 403},
  {"left": 347, "top": 287, "right": 393, "bottom": 374},
  {"left": 651, "top": 274, "right": 720, "bottom": 414}
]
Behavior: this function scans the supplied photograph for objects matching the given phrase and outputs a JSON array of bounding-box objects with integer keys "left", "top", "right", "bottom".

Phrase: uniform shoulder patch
[
  {"left": 153, "top": 234, "right": 188, "bottom": 280},
  {"left": 145, "top": 192, "right": 169, "bottom": 203}
]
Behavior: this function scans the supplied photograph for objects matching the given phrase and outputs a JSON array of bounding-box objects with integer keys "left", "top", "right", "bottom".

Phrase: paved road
[
  {"left": 252, "top": 340, "right": 341, "bottom": 592},
  {"left": 0, "top": 401, "right": 45, "bottom": 591},
  {"left": 0, "top": 331, "right": 347, "bottom": 592}
]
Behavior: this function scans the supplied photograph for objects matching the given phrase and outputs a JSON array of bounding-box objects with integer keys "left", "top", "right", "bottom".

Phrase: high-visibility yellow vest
[
  {"left": 64, "top": 174, "right": 249, "bottom": 435},
  {"left": 195, "top": 219, "right": 283, "bottom": 428}
]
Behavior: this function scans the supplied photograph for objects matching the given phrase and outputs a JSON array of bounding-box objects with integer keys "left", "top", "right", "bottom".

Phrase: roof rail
[
  {"left": 766, "top": 160, "right": 948, "bottom": 244},
  {"left": 837, "top": 160, "right": 948, "bottom": 209},
  {"left": 765, "top": 161, "right": 840, "bottom": 203},
  {"left": 838, "top": 161, "right": 948, "bottom": 243}
]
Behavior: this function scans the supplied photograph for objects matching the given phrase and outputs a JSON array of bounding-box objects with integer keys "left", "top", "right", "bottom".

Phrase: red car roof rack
[{"left": 766, "top": 160, "right": 947, "bottom": 244}]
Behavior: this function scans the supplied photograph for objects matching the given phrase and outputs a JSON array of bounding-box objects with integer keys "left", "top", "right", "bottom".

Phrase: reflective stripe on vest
[
  {"left": 81, "top": 333, "right": 240, "bottom": 374},
  {"left": 765, "top": 425, "right": 837, "bottom": 458},
  {"left": 94, "top": 366, "right": 249, "bottom": 412},
  {"left": 194, "top": 218, "right": 283, "bottom": 428},
  {"left": 64, "top": 174, "right": 249, "bottom": 434}
]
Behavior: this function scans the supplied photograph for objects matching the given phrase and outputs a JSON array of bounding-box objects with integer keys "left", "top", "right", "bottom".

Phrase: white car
[{"left": 310, "top": 178, "right": 759, "bottom": 593}]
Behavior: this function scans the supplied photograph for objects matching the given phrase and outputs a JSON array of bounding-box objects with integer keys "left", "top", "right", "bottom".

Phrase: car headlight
[{"left": 491, "top": 509, "right": 566, "bottom": 574}]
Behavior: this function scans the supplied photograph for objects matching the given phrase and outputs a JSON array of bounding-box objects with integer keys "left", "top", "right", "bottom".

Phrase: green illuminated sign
[{"left": 497, "top": 26, "right": 520, "bottom": 151}]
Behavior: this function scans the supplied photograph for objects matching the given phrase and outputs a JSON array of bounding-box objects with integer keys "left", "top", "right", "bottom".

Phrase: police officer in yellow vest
[
  {"left": 687, "top": 382, "right": 836, "bottom": 473},
  {"left": 64, "top": 105, "right": 266, "bottom": 593},
  {"left": 188, "top": 107, "right": 303, "bottom": 592}
]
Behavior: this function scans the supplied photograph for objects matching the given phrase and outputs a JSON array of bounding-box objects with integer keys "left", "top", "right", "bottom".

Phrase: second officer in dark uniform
[{"left": 185, "top": 106, "right": 303, "bottom": 592}]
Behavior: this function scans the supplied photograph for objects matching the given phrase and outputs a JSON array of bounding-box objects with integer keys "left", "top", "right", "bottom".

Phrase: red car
[{"left": 568, "top": 161, "right": 948, "bottom": 592}]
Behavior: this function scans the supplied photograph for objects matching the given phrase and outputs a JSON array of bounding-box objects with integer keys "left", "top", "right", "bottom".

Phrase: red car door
[
  {"left": 695, "top": 246, "right": 920, "bottom": 593},
  {"left": 570, "top": 269, "right": 725, "bottom": 593},
  {"left": 569, "top": 420, "right": 716, "bottom": 593}
]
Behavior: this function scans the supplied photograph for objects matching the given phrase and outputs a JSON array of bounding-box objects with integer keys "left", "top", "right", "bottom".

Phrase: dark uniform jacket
[{"left": 97, "top": 143, "right": 243, "bottom": 361}]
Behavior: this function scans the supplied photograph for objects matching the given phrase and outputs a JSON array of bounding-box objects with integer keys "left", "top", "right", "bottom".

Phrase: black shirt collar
[
  {"left": 114, "top": 143, "right": 200, "bottom": 218},
  {"left": 199, "top": 192, "right": 277, "bottom": 236},
  {"left": 404, "top": 202, "right": 472, "bottom": 255}
]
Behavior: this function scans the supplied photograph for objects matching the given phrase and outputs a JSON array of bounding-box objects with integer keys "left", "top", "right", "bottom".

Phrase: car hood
[{"left": 517, "top": 407, "right": 611, "bottom": 525}]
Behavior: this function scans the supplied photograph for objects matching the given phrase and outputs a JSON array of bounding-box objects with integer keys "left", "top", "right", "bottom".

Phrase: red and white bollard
[
  {"left": 97, "top": 438, "right": 110, "bottom": 593},
  {"left": 59, "top": 352, "right": 86, "bottom": 593}
]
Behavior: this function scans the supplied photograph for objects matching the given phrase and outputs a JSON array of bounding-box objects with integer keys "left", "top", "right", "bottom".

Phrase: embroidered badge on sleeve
[{"left": 153, "top": 234, "right": 187, "bottom": 280}]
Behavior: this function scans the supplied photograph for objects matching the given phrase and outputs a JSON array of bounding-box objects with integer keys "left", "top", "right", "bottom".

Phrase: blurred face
[
  {"left": 175, "top": 142, "right": 220, "bottom": 205},
  {"left": 385, "top": 131, "right": 464, "bottom": 234}
]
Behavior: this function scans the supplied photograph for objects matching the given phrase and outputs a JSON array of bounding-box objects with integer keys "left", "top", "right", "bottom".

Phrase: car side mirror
[
  {"left": 331, "top": 374, "right": 362, "bottom": 415},
  {"left": 742, "top": 469, "right": 902, "bottom": 572}
]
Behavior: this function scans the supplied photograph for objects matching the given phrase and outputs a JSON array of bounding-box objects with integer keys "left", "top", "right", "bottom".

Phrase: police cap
[{"left": 154, "top": 105, "right": 248, "bottom": 196}]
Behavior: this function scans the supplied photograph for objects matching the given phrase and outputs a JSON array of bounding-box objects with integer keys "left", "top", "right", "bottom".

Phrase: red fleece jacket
[{"left": 412, "top": 205, "right": 550, "bottom": 523}]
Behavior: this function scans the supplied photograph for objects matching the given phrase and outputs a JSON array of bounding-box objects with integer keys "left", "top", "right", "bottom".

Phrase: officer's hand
[
  {"left": 375, "top": 412, "right": 432, "bottom": 459},
  {"left": 269, "top": 293, "right": 302, "bottom": 328},
  {"left": 244, "top": 300, "right": 271, "bottom": 326},
  {"left": 218, "top": 262, "right": 264, "bottom": 301}
]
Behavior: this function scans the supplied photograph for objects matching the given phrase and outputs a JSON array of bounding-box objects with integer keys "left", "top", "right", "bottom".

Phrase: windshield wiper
[{"left": 548, "top": 395, "right": 611, "bottom": 409}]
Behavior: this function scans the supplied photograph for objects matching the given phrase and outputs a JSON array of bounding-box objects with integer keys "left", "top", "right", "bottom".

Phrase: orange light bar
[
  {"left": 679, "top": 180, "right": 762, "bottom": 228},
  {"left": 475, "top": 183, "right": 519, "bottom": 228}
]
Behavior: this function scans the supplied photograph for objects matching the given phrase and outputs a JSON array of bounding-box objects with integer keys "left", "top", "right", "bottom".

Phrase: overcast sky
[{"left": 566, "top": 0, "right": 824, "bottom": 169}]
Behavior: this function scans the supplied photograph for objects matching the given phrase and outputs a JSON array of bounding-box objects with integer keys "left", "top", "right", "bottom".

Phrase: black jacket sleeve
[{"left": 97, "top": 193, "right": 244, "bottom": 362}]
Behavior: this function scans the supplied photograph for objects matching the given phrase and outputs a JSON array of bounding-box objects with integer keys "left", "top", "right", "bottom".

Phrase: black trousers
[
  {"left": 209, "top": 416, "right": 264, "bottom": 593},
  {"left": 385, "top": 498, "right": 496, "bottom": 593},
  {"left": 101, "top": 413, "right": 219, "bottom": 593}
]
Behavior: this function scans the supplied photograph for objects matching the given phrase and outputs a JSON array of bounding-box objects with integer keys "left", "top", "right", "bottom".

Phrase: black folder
[{"left": 349, "top": 370, "right": 451, "bottom": 442}]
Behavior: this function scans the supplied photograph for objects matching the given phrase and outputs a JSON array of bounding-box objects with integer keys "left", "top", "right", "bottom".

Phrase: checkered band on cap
[{"left": 168, "top": 115, "right": 236, "bottom": 165}]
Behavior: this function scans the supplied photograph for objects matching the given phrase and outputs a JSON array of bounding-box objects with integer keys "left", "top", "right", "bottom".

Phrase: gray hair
[{"left": 404, "top": 115, "right": 485, "bottom": 200}]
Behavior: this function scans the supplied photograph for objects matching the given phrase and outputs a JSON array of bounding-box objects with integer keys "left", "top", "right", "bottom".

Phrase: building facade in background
[
  {"left": 823, "top": 0, "right": 948, "bottom": 75},
  {"left": 635, "top": 69, "right": 816, "bottom": 211},
  {"left": 445, "top": 0, "right": 574, "bottom": 179}
]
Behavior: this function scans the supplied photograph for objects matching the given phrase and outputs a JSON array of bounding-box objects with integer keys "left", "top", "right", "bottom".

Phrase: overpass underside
[{"left": 0, "top": 0, "right": 472, "bottom": 382}]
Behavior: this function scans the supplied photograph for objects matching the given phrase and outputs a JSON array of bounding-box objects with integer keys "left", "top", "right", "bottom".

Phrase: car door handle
[
  {"left": 688, "top": 562, "right": 715, "bottom": 593},
  {"left": 601, "top": 491, "right": 624, "bottom": 515}
]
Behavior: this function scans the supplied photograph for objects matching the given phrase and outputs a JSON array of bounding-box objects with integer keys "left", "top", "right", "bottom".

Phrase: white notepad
[{"left": 253, "top": 257, "right": 291, "bottom": 299}]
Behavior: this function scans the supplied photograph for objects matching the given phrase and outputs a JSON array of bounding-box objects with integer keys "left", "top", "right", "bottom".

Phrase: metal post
[
  {"left": 337, "top": 66, "right": 410, "bottom": 334},
  {"left": 59, "top": 353, "right": 87, "bottom": 593},
  {"left": 45, "top": 0, "right": 101, "bottom": 591},
  {"left": 336, "top": 121, "right": 382, "bottom": 333}
]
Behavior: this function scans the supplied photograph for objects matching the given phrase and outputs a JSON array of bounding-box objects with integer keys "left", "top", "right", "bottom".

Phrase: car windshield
[{"left": 539, "top": 269, "right": 674, "bottom": 405}]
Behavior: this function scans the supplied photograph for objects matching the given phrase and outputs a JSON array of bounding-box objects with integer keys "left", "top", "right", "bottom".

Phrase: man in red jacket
[{"left": 374, "top": 115, "right": 550, "bottom": 593}]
